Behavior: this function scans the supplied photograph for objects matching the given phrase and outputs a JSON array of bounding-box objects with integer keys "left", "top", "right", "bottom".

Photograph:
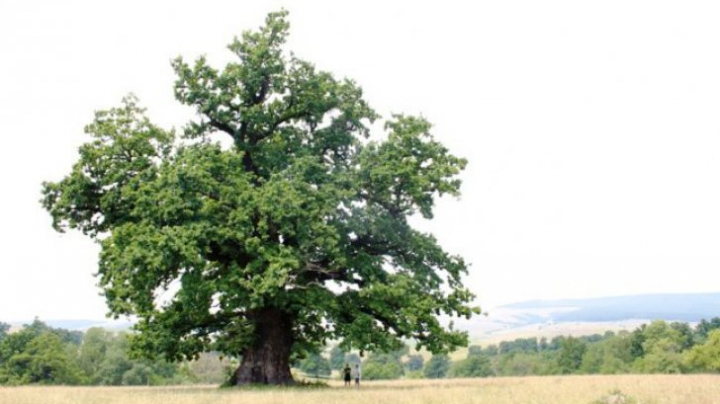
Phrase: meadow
[{"left": 1, "top": 375, "right": 718, "bottom": 404}]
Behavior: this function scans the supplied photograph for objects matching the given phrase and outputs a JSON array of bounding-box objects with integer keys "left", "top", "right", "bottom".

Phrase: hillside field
[{"left": 1, "top": 375, "right": 718, "bottom": 404}]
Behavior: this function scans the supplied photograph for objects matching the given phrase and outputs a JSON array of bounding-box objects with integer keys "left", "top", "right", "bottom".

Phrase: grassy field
[{"left": 1, "top": 375, "right": 719, "bottom": 404}]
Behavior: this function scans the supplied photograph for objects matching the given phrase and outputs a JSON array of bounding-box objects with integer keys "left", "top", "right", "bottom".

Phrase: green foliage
[
  {"left": 363, "top": 351, "right": 404, "bottom": 368},
  {"left": 0, "top": 319, "right": 80, "bottom": 365},
  {"left": 450, "top": 345, "right": 494, "bottom": 377},
  {"left": 298, "top": 353, "right": 331, "bottom": 378},
  {"left": 0, "top": 319, "right": 87, "bottom": 386},
  {"left": 499, "top": 337, "right": 538, "bottom": 354},
  {"left": 41, "top": 10, "right": 476, "bottom": 375},
  {"left": 633, "top": 321, "right": 685, "bottom": 373},
  {"left": 449, "top": 355, "right": 493, "bottom": 378},
  {"left": 405, "top": 354, "right": 424, "bottom": 371},
  {"left": 0, "top": 328, "right": 35, "bottom": 364},
  {"left": 329, "top": 346, "right": 346, "bottom": 370},
  {"left": 0, "top": 320, "right": 193, "bottom": 386},
  {"left": 94, "top": 341, "right": 134, "bottom": 386},
  {"left": 637, "top": 337, "right": 683, "bottom": 373},
  {"left": 694, "top": 317, "right": 720, "bottom": 344},
  {"left": 424, "top": 354, "right": 451, "bottom": 379},
  {"left": 496, "top": 352, "right": 549, "bottom": 376},
  {"left": 538, "top": 337, "right": 549, "bottom": 351},
  {"left": 579, "top": 343, "right": 604, "bottom": 374},
  {"left": 121, "top": 363, "right": 153, "bottom": 386},
  {"left": 580, "top": 332, "right": 633, "bottom": 374},
  {"left": 483, "top": 345, "right": 499, "bottom": 356},
  {"left": 556, "top": 337, "right": 587, "bottom": 374},
  {"left": 629, "top": 326, "right": 646, "bottom": 359},
  {"left": 362, "top": 352, "right": 404, "bottom": 380},
  {"left": 0, "top": 332, "right": 84, "bottom": 385},
  {"left": 89, "top": 331, "right": 182, "bottom": 386},
  {"left": 600, "top": 332, "right": 634, "bottom": 372},
  {"left": 684, "top": 329, "right": 720, "bottom": 372},
  {"left": 77, "top": 328, "right": 112, "bottom": 383},
  {"left": 641, "top": 321, "right": 683, "bottom": 346},
  {"left": 362, "top": 362, "right": 403, "bottom": 380},
  {"left": 0, "top": 323, "right": 9, "bottom": 342},
  {"left": 670, "top": 322, "right": 695, "bottom": 351}
]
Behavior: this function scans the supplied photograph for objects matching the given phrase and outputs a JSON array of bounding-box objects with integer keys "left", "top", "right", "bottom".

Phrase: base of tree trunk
[{"left": 230, "top": 308, "right": 295, "bottom": 386}]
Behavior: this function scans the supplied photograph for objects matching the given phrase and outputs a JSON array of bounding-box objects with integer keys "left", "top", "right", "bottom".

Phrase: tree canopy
[{"left": 41, "top": 10, "right": 477, "bottom": 385}]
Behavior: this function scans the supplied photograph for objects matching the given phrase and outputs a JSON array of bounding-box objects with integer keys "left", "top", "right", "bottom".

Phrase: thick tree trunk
[{"left": 232, "top": 308, "right": 295, "bottom": 385}]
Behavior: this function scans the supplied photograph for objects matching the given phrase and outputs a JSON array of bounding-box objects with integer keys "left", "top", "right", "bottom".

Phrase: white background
[{"left": 1, "top": 0, "right": 719, "bottom": 321}]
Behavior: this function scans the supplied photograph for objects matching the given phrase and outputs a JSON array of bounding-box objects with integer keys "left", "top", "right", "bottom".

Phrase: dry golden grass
[{"left": 1, "top": 375, "right": 718, "bottom": 404}]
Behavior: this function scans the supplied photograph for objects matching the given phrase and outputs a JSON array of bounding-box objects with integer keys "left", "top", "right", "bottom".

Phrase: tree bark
[{"left": 232, "top": 308, "right": 295, "bottom": 385}]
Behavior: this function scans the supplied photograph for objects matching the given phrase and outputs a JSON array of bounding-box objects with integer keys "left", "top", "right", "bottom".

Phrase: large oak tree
[{"left": 42, "top": 11, "right": 477, "bottom": 385}]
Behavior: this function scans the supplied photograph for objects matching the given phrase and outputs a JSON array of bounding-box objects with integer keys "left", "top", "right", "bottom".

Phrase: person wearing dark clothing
[{"left": 343, "top": 364, "right": 352, "bottom": 386}]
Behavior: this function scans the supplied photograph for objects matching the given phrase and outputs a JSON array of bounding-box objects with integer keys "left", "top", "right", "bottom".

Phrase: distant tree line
[
  {"left": 299, "top": 318, "right": 720, "bottom": 380},
  {"left": 1, "top": 318, "right": 718, "bottom": 385},
  {"left": 452, "top": 318, "right": 720, "bottom": 377},
  {"left": 0, "top": 320, "right": 232, "bottom": 385}
]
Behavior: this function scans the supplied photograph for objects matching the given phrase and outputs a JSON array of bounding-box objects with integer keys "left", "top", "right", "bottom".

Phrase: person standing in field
[
  {"left": 343, "top": 363, "right": 352, "bottom": 386},
  {"left": 353, "top": 363, "right": 361, "bottom": 387}
]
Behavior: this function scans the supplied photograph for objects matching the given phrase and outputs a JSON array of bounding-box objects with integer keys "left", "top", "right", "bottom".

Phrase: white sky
[{"left": 0, "top": 0, "right": 719, "bottom": 322}]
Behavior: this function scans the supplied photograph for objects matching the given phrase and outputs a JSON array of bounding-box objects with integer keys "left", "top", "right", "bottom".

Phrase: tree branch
[{"left": 209, "top": 118, "right": 236, "bottom": 137}]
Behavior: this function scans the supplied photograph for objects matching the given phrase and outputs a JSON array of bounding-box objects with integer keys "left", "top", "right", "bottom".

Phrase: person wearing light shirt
[{"left": 353, "top": 363, "right": 361, "bottom": 387}]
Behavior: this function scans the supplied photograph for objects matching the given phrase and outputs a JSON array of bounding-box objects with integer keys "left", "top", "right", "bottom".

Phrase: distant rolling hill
[
  {"left": 500, "top": 292, "right": 720, "bottom": 323},
  {"left": 9, "top": 319, "right": 134, "bottom": 331},
  {"left": 451, "top": 292, "right": 720, "bottom": 343}
]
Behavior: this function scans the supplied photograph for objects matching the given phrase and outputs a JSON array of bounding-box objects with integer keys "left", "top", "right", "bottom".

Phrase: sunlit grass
[{"left": 1, "top": 375, "right": 718, "bottom": 404}]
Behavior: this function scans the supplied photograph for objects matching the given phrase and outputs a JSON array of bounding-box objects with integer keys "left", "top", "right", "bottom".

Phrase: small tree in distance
[
  {"left": 298, "top": 353, "right": 331, "bottom": 379},
  {"left": 362, "top": 352, "right": 404, "bottom": 380},
  {"left": 42, "top": 11, "right": 477, "bottom": 385},
  {"left": 406, "top": 354, "right": 425, "bottom": 371},
  {"left": 329, "top": 346, "right": 346, "bottom": 371},
  {"left": 424, "top": 354, "right": 451, "bottom": 379}
]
